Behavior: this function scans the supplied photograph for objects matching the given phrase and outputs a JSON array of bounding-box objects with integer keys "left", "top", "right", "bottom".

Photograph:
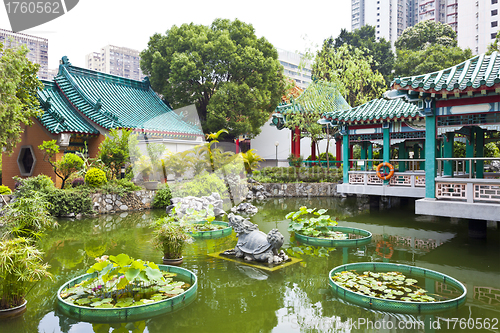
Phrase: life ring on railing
[
  {"left": 376, "top": 162, "right": 395, "bottom": 180},
  {"left": 375, "top": 241, "right": 394, "bottom": 259}
]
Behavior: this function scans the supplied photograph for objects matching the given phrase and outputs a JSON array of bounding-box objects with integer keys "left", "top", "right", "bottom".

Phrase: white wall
[{"left": 250, "top": 119, "right": 338, "bottom": 168}]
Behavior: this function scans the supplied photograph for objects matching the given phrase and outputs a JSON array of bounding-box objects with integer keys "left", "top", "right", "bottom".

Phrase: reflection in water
[{"left": 0, "top": 197, "right": 499, "bottom": 332}]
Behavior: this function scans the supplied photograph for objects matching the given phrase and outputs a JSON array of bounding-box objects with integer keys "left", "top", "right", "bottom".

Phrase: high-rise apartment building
[
  {"left": 277, "top": 48, "right": 312, "bottom": 89},
  {"left": 351, "top": 0, "right": 496, "bottom": 54},
  {"left": 0, "top": 28, "right": 49, "bottom": 80},
  {"left": 85, "top": 45, "right": 143, "bottom": 81},
  {"left": 457, "top": 0, "right": 499, "bottom": 55},
  {"left": 352, "top": 0, "right": 413, "bottom": 45}
]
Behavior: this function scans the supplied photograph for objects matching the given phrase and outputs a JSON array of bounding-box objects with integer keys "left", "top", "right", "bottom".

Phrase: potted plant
[
  {"left": 287, "top": 154, "right": 303, "bottom": 168},
  {"left": 152, "top": 218, "right": 192, "bottom": 265},
  {"left": 0, "top": 238, "right": 52, "bottom": 318}
]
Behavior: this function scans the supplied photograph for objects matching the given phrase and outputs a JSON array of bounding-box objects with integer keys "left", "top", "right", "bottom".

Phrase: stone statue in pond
[{"left": 225, "top": 213, "right": 289, "bottom": 264}]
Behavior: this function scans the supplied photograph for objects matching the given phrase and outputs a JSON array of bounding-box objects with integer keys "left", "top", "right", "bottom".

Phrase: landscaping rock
[
  {"left": 231, "top": 202, "right": 258, "bottom": 215},
  {"left": 170, "top": 192, "right": 225, "bottom": 217}
]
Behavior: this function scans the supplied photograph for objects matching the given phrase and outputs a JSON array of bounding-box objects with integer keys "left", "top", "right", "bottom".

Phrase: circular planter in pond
[
  {"left": 57, "top": 265, "right": 197, "bottom": 323},
  {"left": 296, "top": 226, "right": 372, "bottom": 247},
  {"left": 162, "top": 257, "right": 183, "bottom": 266},
  {"left": 0, "top": 300, "right": 27, "bottom": 319},
  {"left": 329, "top": 262, "right": 467, "bottom": 314},
  {"left": 190, "top": 221, "right": 232, "bottom": 239}
]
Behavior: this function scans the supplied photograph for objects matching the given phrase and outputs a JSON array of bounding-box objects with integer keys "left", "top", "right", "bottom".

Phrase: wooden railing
[
  {"left": 348, "top": 159, "right": 425, "bottom": 171},
  {"left": 348, "top": 171, "right": 425, "bottom": 187}
]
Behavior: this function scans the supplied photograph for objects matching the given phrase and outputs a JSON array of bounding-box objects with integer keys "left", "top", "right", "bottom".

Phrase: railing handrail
[
  {"left": 436, "top": 157, "right": 500, "bottom": 161},
  {"left": 348, "top": 158, "right": 426, "bottom": 162}
]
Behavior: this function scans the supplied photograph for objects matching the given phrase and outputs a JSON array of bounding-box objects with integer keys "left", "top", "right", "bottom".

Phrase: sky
[{"left": 0, "top": 0, "right": 351, "bottom": 70}]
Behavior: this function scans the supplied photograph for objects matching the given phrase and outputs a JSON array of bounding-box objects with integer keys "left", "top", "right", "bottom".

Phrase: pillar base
[{"left": 468, "top": 219, "right": 487, "bottom": 239}]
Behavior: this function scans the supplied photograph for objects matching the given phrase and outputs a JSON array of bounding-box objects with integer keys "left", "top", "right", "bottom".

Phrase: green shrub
[
  {"left": 252, "top": 166, "right": 341, "bottom": 183},
  {"left": 85, "top": 168, "right": 107, "bottom": 187},
  {"left": 152, "top": 185, "right": 172, "bottom": 209},
  {"left": 45, "top": 188, "right": 93, "bottom": 217},
  {"left": 0, "top": 185, "right": 12, "bottom": 195},
  {"left": 98, "top": 179, "right": 142, "bottom": 196},
  {"left": 13, "top": 175, "right": 55, "bottom": 197},
  {"left": 172, "top": 172, "right": 228, "bottom": 198},
  {"left": 306, "top": 152, "right": 335, "bottom": 161}
]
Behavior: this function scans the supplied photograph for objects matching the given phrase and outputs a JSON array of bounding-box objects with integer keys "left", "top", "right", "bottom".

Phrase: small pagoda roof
[
  {"left": 37, "top": 80, "right": 99, "bottom": 135},
  {"left": 275, "top": 80, "right": 350, "bottom": 116},
  {"left": 391, "top": 52, "right": 500, "bottom": 95},
  {"left": 50, "top": 57, "right": 203, "bottom": 139},
  {"left": 323, "top": 98, "right": 421, "bottom": 124}
]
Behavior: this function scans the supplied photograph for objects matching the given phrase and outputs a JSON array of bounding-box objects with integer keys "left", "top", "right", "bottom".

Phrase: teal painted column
[
  {"left": 342, "top": 128, "right": 349, "bottom": 183},
  {"left": 425, "top": 115, "right": 436, "bottom": 198},
  {"left": 383, "top": 124, "right": 390, "bottom": 184},
  {"left": 465, "top": 128, "right": 474, "bottom": 174},
  {"left": 360, "top": 142, "right": 367, "bottom": 171},
  {"left": 476, "top": 128, "right": 484, "bottom": 178},
  {"left": 368, "top": 143, "right": 373, "bottom": 170},
  {"left": 443, "top": 132, "right": 454, "bottom": 177},
  {"left": 399, "top": 142, "right": 407, "bottom": 172}
]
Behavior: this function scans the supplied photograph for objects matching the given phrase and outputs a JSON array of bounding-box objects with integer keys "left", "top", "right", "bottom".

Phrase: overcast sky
[{"left": 1, "top": 0, "right": 351, "bottom": 69}]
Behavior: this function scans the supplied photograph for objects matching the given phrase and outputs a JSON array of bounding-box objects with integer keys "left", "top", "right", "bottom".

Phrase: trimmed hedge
[{"left": 253, "top": 166, "right": 342, "bottom": 183}]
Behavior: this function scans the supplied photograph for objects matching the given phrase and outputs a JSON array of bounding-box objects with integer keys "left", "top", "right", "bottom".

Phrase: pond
[{"left": 1, "top": 197, "right": 499, "bottom": 332}]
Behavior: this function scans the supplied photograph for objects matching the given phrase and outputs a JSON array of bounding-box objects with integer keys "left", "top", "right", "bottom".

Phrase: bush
[
  {"left": 71, "top": 177, "right": 85, "bottom": 187},
  {"left": 13, "top": 175, "right": 55, "bottom": 197},
  {"left": 172, "top": 172, "right": 228, "bottom": 198},
  {"left": 85, "top": 168, "right": 107, "bottom": 187},
  {"left": 98, "top": 179, "right": 142, "bottom": 196},
  {"left": 306, "top": 152, "right": 335, "bottom": 161},
  {"left": 0, "top": 185, "right": 12, "bottom": 195},
  {"left": 252, "top": 166, "right": 341, "bottom": 183},
  {"left": 152, "top": 185, "right": 172, "bottom": 209},
  {"left": 45, "top": 188, "right": 93, "bottom": 217}
]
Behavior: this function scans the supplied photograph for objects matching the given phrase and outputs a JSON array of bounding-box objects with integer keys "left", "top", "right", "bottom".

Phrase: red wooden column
[
  {"left": 349, "top": 144, "right": 354, "bottom": 168},
  {"left": 336, "top": 138, "right": 342, "bottom": 166},
  {"left": 235, "top": 139, "right": 240, "bottom": 154},
  {"left": 291, "top": 128, "right": 295, "bottom": 156},
  {"left": 311, "top": 142, "right": 316, "bottom": 165},
  {"left": 294, "top": 126, "right": 301, "bottom": 157}
]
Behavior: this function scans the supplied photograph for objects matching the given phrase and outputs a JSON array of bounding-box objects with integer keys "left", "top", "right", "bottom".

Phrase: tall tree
[
  {"left": 140, "top": 18, "right": 285, "bottom": 138},
  {"left": 393, "top": 20, "right": 472, "bottom": 78},
  {"left": 0, "top": 43, "right": 43, "bottom": 154},
  {"left": 394, "top": 44, "right": 473, "bottom": 78},
  {"left": 327, "top": 26, "right": 394, "bottom": 84},
  {"left": 395, "top": 20, "right": 457, "bottom": 51},
  {"left": 312, "top": 43, "right": 386, "bottom": 107}
]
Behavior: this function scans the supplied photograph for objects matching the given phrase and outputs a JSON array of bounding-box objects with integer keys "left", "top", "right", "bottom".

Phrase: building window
[
  {"left": 492, "top": 9, "right": 498, "bottom": 16},
  {"left": 492, "top": 33, "right": 498, "bottom": 39},
  {"left": 17, "top": 146, "right": 36, "bottom": 176},
  {"left": 493, "top": 21, "right": 498, "bottom": 27},
  {"left": 493, "top": 0, "right": 498, "bottom": 4},
  {"left": 377, "top": 19, "right": 380, "bottom": 22}
]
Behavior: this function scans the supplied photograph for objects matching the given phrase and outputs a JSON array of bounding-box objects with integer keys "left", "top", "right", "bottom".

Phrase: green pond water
[{"left": 1, "top": 197, "right": 499, "bottom": 332}]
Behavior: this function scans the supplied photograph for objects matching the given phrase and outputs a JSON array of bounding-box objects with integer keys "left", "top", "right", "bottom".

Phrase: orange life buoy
[
  {"left": 375, "top": 241, "right": 394, "bottom": 259},
  {"left": 376, "top": 162, "right": 395, "bottom": 180}
]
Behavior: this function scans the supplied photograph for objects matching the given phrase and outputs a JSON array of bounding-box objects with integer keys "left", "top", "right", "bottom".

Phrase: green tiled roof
[
  {"left": 37, "top": 80, "right": 99, "bottom": 135},
  {"left": 323, "top": 98, "right": 420, "bottom": 123},
  {"left": 53, "top": 60, "right": 203, "bottom": 138},
  {"left": 275, "top": 80, "right": 350, "bottom": 115},
  {"left": 392, "top": 52, "right": 500, "bottom": 93}
]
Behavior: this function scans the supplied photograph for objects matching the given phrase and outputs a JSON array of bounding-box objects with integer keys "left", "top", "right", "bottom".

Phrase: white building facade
[
  {"left": 85, "top": 45, "right": 144, "bottom": 80},
  {"left": 277, "top": 48, "right": 312, "bottom": 89},
  {"left": 0, "top": 28, "right": 49, "bottom": 80},
  {"left": 350, "top": 0, "right": 500, "bottom": 54},
  {"left": 457, "top": 0, "right": 499, "bottom": 55}
]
